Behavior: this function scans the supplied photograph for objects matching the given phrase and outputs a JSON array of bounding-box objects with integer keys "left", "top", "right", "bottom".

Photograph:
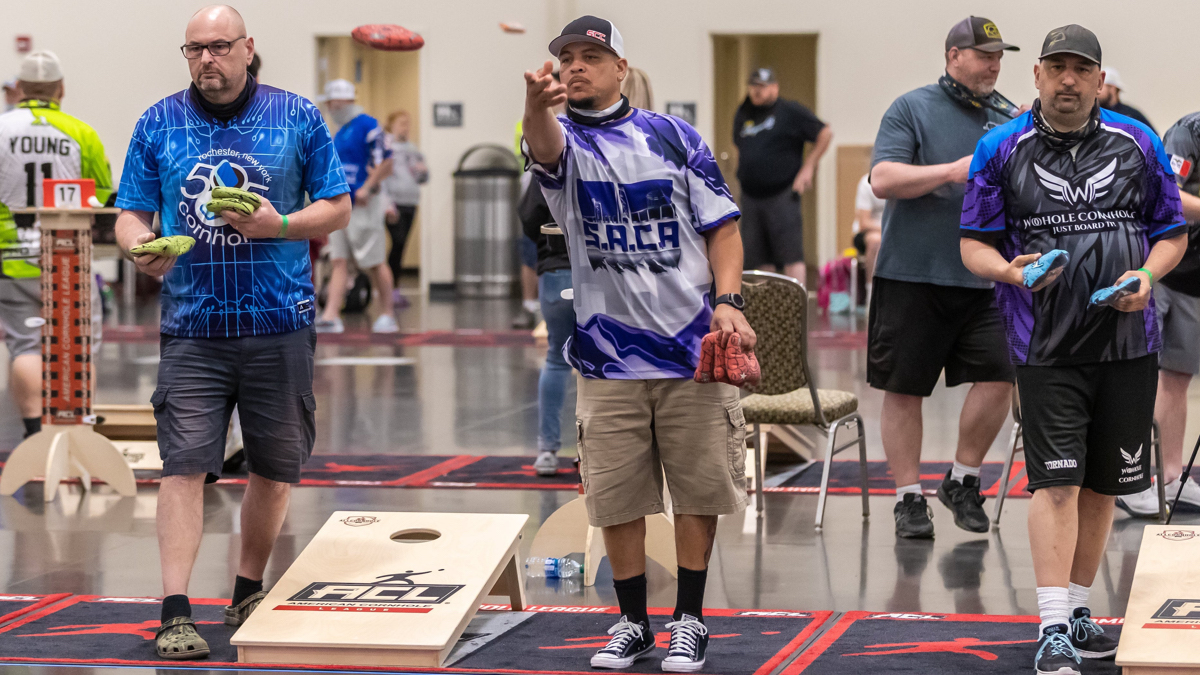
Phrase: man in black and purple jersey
[{"left": 959, "top": 24, "right": 1186, "bottom": 675}]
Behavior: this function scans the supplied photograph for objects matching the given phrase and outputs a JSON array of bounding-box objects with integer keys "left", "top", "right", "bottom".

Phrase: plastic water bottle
[{"left": 525, "top": 556, "right": 581, "bottom": 579}]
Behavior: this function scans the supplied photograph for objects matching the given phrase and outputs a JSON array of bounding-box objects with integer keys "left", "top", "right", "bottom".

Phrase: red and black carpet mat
[
  {"left": 0, "top": 455, "right": 1032, "bottom": 497},
  {"left": 0, "top": 597, "right": 1123, "bottom": 674},
  {"left": 0, "top": 595, "right": 829, "bottom": 674}
]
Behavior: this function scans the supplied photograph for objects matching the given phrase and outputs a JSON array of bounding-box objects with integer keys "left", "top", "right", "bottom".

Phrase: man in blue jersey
[
  {"left": 316, "top": 78, "right": 398, "bottom": 334},
  {"left": 524, "top": 16, "right": 753, "bottom": 673},
  {"left": 113, "top": 5, "right": 350, "bottom": 660},
  {"left": 960, "top": 25, "right": 1186, "bottom": 675}
]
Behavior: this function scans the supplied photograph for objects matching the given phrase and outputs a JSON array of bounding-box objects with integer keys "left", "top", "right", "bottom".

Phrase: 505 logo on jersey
[
  {"left": 577, "top": 178, "right": 682, "bottom": 274},
  {"left": 178, "top": 153, "right": 269, "bottom": 247}
]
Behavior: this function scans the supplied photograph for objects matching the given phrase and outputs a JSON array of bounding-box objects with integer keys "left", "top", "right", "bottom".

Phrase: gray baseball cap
[
  {"left": 945, "top": 17, "right": 1019, "bottom": 53},
  {"left": 1039, "top": 24, "right": 1101, "bottom": 64},
  {"left": 748, "top": 68, "right": 776, "bottom": 85}
]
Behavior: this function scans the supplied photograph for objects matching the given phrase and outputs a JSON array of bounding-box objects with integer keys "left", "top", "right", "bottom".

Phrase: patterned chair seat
[{"left": 741, "top": 388, "right": 859, "bottom": 426}]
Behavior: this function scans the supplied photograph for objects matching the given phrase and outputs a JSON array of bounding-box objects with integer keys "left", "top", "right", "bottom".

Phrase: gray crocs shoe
[
  {"left": 156, "top": 616, "right": 210, "bottom": 660},
  {"left": 225, "top": 589, "right": 268, "bottom": 627}
]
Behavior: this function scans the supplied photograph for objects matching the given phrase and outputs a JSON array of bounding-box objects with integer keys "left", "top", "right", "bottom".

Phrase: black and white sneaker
[
  {"left": 1035, "top": 624, "right": 1082, "bottom": 675},
  {"left": 590, "top": 616, "right": 655, "bottom": 669},
  {"left": 1069, "top": 607, "right": 1117, "bottom": 659},
  {"left": 894, "top": 493, "right": 935, "bottom": 539},
  {"left": 662, "top": 615, "right": 708, "bottom": 673}
]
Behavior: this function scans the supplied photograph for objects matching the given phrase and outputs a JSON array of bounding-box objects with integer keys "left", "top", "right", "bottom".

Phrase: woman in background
[{"left": 383, "top": 110, "right": 428, "bottom": 304}]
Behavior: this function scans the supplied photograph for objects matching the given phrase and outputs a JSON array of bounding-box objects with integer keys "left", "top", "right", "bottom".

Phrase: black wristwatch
[{"left": 715, "top": 293, "right": 745, "bottom": 311}]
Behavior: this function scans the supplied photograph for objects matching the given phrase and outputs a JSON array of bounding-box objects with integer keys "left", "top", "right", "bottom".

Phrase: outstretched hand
[{"left": 524, "top": 60, "right": 567, "bottom": 112}]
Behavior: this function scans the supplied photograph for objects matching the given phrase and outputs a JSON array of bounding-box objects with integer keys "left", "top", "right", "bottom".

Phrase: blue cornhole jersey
[{"left": 117, "top": 84, "right": 348, "bottom": 338}]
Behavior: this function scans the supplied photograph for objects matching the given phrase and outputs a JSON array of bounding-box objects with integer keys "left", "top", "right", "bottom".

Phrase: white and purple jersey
[{"left": 529, "top": 109, "right": 739, "bottom": 379}]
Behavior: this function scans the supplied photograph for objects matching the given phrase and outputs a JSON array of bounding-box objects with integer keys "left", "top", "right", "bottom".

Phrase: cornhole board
[
  {"left": 1116, "top": 524, "right": 1200, "bottom": 674},
  {"left": 232, "top": 511, "right": 528, "bottom": 668},
  {"left": 93, "top": 404, "right": 157, "bottom": 442}
]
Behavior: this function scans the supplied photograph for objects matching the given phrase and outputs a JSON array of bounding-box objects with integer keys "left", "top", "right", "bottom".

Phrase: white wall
[{"left": 4, "top": 0, "right": 1197, "bottom": 287}]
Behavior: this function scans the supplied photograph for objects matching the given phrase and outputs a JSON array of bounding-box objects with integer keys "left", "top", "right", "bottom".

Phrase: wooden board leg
[
  {"left": 645, "top": 514, "right": 678, "bottom": 580},
  {"left": 43, "top": 431, "right": 71, "bottom": 502},
  {"left": 585, "top": 525, "right": 605, "bottom": 587},
  {"left": 0, "top": 429, "right": 56, "bottom": 496},
  {"left": 500, "top": 553, "right": 526, "bottom": 611},
  {"left": 67, "top": 428, "right": 137, "bottom": 497}
]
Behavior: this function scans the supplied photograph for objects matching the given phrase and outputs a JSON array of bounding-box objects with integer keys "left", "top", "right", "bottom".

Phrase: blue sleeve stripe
[
  {"left": 969, "top": 114, "right": 1034, "bottom": 177},
  {"left": 696, "top": 210, "right": 740, "bottom": 233},
  {"left": 1150, "top": 221, "right": 1187, "bottom": 239}
]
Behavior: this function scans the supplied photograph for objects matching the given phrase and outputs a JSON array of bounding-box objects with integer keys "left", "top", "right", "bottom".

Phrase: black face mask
[
  {"left": 191, "top": 74, "right": 257, "bottom": 122},
  {"left": 939, "top": 72, "right": 1019, "bottom": 119},
  {"left": 1031, "top": 98, "right": 1100, "bottom": 152},
  {"left": 567, "top": 95, "right": 631, "bottom": 126}
]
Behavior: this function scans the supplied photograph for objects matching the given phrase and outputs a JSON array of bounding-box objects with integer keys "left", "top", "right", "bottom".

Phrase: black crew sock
[
  {"left": 231, "top": 575, "right": 264, "bottom": 606},
  {"left": 613, "top": 573, "right": 650, "bottom": 628},
  {"left": 674, "top": 566, "right": 708, "bottom": 622},
  {"left": 22, "top": 417, "right": 41, "bottom": 439},
  {"left": 161, "top": 594, "right": 191, "bottom": 623}
]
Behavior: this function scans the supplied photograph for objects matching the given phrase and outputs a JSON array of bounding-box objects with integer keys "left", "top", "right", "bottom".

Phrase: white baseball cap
[
  {"left": 1103, "top": 67, "right": 1125, "bottom": 91},
  {"left": 18, "top": 50, "right": 63, "bottom": 83},
  {"left": 320, "top": 79, "right": 355, "bottom": 102}
]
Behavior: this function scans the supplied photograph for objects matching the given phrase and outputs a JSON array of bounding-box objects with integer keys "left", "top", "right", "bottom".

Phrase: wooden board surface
[
  {"left": 232, "top": 511, "right": 527, "bottom": 666},
  {"left": 1116, "top": 525, "right": 1200, "bottom": 671}
]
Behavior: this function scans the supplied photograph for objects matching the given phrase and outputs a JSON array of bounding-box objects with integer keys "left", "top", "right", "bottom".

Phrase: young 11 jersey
[{"left": 530, "top": 109, "right": 740, "bottom": 379}]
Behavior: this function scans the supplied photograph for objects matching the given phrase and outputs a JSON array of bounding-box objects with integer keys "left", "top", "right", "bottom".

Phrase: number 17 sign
[{"left": 42, "top": 179, "right": 95, "bottom": 209}]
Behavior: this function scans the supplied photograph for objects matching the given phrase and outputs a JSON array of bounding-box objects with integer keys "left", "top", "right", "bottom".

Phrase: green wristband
[
  {"left": 1138, "top": 267, "right": 1152, "bottom": 285},
  {"left": 279, "top": 214, "right": 288, "bottom": 239}
]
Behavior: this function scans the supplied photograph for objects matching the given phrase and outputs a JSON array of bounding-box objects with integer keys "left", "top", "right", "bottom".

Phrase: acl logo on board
[
  {"left": 1146, "top": 599, "right": 1200, "bottom": 628},
  {"left": 280, "top": 571, "right": 465, "bottom": 613}
]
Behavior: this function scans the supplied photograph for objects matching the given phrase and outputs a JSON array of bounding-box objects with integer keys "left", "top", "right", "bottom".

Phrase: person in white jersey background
[{"left": 523, "top": 15, "right": 754, "bottom": 674}]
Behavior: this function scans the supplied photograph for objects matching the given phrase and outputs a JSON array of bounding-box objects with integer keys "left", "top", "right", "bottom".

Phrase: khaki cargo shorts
[{"left": 576, "top": 376, "right": 749, "bottom": 528}]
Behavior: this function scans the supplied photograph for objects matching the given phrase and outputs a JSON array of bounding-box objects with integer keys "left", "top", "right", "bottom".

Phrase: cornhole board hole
[
  {"left": 232, "top": 511, "right": 528, "bottom": 668},
  {"left": 1116, "top": 524, "right": 1200, "bottom": 675}
]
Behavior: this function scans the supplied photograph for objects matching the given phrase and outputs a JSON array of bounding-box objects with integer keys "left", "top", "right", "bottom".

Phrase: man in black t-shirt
[
  {"left": 733, "top": 67, "right": 832, "bottom": 283},
  {"left": 1115, "top": 112, "right": 1200, "bottom": 517}
]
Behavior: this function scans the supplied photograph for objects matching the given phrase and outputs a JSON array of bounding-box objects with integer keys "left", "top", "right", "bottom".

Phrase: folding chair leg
[
  {"left": 992, "top": 420, "right": 1021, "bottom": 530},
  {"left": 1153, "top": 421, "right": 1167, "bottom": 522},
  {"left": 852, "top": 414, "right": 869, "bottom": 519},
  {"left": 815, "top": 421, "right": 841, "bottom": 530},
  {"left": 755, "top": 423, "right": 767, "bottom": 517}
]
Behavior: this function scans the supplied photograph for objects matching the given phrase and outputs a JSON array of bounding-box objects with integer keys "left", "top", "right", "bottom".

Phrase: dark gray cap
[
  {"left": 748, "top": 67, "right": 776, "bottom": 85},
  {"left": 1039, "top": 24, "right": 1101, "bottom": 64},
  {"left": 946, "top": 16, "right": 1019, "bottom": 53}
]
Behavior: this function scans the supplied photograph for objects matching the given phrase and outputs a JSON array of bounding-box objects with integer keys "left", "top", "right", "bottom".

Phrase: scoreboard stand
[{"left": 0, "top": 207, "right": 135, "bottom": 501}]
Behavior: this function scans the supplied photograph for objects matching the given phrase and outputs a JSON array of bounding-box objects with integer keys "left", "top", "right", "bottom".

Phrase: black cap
[
  {"left": 549, "top": 16, "right": 625, "bottom": 58},
  {"left": 1039, "top": 24, "right": 1101, "bottom": 64},
  {"left": 945, "top": 16, "right": 1019, "bottom": 53},
  {"left": 748, "top": 68, "right": 776, "bottom": 85}
]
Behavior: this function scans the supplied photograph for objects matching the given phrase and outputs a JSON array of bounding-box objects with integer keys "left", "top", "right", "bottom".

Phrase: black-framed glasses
[{"left": 180, "top": 37, "right": 246, "bottom": 59}]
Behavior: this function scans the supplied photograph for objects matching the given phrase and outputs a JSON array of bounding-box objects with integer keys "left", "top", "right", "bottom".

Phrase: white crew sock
[
  {"left": 1067, "top": 583, "right": 1090, "bottom": 613},
  {"left": 951, "top": 461, "right": 981, "bottom": 483},
  {"left": 1038, "top": 586, "right": 1071, "bottom": 633},
  {"left": 522, "top": 299, "right": 540, "bottom": 314},
  {"left": 896, "top": 483, "right": 924, "bottom": 503}
]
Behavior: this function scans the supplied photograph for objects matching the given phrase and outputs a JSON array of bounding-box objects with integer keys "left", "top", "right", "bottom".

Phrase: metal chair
[
  {"left": 991, "top": 384, "right": 1167, "bottom": 528},
  {"left": 739, "top": 270, "right": 869, "bottom": 529}
]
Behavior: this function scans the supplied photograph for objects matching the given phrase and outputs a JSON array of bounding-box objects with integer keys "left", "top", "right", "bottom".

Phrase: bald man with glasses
[{"left": 115, "top": 5, "right": 350, "bottom": 660}]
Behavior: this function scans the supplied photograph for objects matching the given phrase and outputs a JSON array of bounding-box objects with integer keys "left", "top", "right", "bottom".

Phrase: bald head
[
  {"left": 187, "top": 5, "right": 246, "bottom": 41},
  {"left": 183, "top": 4, "right": 254, "bottom": 105}
]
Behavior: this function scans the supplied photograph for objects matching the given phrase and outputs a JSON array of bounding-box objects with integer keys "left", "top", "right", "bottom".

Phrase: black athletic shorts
[
  {"left": 153, "top": 325, "right": 317, "bottom": 483},
  {"left": 741, "top": 190, "right": 804, "bottom": 269},
  {"left": 1017, "top": 354, "right": 1157, "bottom": 495},
  {"left": 867, "top": 277, "right": 1015, "bottom": 396}
]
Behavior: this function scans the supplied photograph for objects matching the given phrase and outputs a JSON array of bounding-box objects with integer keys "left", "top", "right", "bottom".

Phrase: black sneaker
[
  {"left": 590, "top": 616, "right": 655, "bottom": 669},
  {"left": 662, "top": 614, "right": 708, "bottom": 673},
  {"left": 894, "top": 493, "right": 935, "bottom": 539},
  {"left": 937, "top": 471, "right": 990, "bottom": 533},
  {"left": 1069, "top": 607, "right": 1117, "bottom": 659},
  {"left": 1035, "top": 624, "right": 1081, "bottom": 675}
]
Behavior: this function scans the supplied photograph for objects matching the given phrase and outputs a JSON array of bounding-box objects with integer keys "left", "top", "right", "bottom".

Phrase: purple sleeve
[
  {"left": 960, "top": 142, "right": 1007, "bottom": 240},
  {"left": 1143, "top": 135, "right": 1187, "bottom": 243}
]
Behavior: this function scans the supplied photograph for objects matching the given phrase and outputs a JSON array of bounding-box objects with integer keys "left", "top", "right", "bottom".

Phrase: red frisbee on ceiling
[{"left": 352, "top": 24, "right": 424, "bottom": 51}]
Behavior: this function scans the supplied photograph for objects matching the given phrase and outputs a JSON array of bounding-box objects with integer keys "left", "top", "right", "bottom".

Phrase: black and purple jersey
[{"left": 960, "top": 108, "right": 1185, "bottom": 366}]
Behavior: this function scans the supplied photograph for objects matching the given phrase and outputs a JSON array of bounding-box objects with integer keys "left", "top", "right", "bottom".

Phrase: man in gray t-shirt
[{"left": 867, "top": 16, "right": 1021, "bottom": 540}]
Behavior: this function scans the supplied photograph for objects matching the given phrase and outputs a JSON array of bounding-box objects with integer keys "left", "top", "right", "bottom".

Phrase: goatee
[{"left": 568, "top": 95, "right": 598, "bottom": 110}]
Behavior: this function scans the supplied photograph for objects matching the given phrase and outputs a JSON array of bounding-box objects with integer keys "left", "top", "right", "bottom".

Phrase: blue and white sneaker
[
  {"left": 1023, "top": 249, "right": 1069, "bottom": 289},
  {"left": 1069, "top": 607, "right": 1117, "bottom": 659},
  {"left": 1035, "top": 624, "right": 1082, "bottom": 675},
  {"left": 662, "top": 615, "right": 708, "bottom": 673},
  {"left": 1089, "top": 277, "right": 1141, "bottom": 308},
  {"left": 590, "top": 616, "right": 655, "bottom": 669}
]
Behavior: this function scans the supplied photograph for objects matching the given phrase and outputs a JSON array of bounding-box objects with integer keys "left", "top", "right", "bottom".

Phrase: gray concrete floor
[{"left": 2, "top": 297, "right": 1198, "bottom": 675}]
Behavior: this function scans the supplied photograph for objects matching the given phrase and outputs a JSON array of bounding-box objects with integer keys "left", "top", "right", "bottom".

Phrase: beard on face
[
  {"left": 568, "top": 95, "right": 598, "bottom": 110},
  {"left": 196, "top": 68, "right": 229, "bottom": 93}
]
